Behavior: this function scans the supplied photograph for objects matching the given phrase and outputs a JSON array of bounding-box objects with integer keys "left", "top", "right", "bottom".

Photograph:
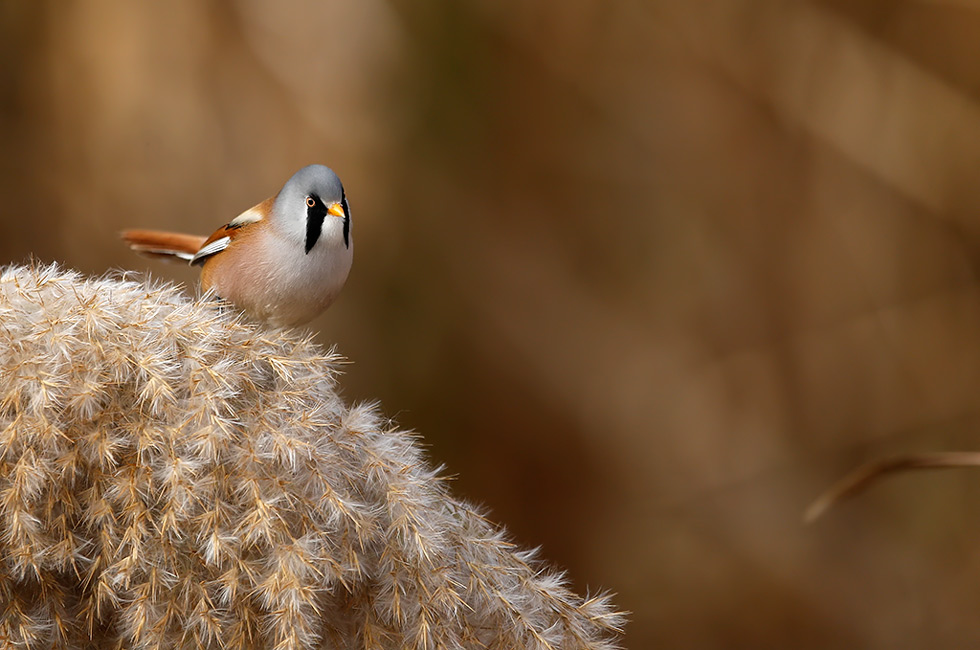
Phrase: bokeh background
[{"left": 6, "top": 1, "right": 980, "bottom": 647}]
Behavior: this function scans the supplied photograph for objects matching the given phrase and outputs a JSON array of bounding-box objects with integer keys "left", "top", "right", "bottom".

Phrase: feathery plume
[{"left": 0, "top": 263, "right": 624, "bottom": 649}]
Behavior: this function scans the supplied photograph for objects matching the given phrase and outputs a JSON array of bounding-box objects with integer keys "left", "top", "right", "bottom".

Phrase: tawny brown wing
[{"left": 191, "top": 197, "right": 274, "bottom": 266}]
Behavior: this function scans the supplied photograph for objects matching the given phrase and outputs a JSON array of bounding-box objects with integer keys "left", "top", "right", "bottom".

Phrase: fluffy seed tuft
[{"left": 0, "top": 263, "right": 625, "bottom": 649}]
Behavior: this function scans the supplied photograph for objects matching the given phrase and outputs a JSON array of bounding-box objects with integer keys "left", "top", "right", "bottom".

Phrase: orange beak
[{"left": 327, "top": 203, "right": 346, "bottom": 218}]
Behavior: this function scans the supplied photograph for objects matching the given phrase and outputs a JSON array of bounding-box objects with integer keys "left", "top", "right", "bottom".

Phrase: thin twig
[{"left": 805, "top": 452, "right": 980, "bottom": 524}]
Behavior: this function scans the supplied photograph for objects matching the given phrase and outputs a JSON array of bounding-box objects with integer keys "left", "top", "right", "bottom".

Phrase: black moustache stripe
[
  {"left": 305, "top": 193, "right": 327, "bottom": 254},
  {"left": 341, "top": 189, "right": 350, "bottom": 249}
]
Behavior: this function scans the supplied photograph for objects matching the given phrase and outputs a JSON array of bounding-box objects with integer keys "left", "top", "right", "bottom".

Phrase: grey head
[{"left": 272, "top": 164, "right": 351, "bottom": 253}]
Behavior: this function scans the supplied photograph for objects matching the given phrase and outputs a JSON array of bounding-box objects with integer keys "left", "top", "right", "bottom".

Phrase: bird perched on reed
[{"left": 121, "top": 165, "right": 352, "bottom": 327}]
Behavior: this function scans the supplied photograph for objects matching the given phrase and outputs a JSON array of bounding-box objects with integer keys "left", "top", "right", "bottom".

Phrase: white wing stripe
[
  {"left": 228, "top": 206, "right": 265, "bottom": 229},
  {"left": 190, "top": 236, "right": 231, "bottom": 265}
]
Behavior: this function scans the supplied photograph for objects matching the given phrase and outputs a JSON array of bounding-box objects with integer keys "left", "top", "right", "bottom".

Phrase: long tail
[{"left": 120, "top": 229, "right": 207, "bottom": 262}]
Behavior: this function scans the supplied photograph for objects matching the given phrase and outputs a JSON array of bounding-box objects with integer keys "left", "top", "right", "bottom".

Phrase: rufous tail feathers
[{"left": 120, "top": 230, "right": 207, "bottom": 262}]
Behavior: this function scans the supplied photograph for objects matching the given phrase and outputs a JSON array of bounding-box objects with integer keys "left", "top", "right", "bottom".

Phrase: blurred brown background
[{"left": 7, "top": 0, "right": 980, "bottom": 647}]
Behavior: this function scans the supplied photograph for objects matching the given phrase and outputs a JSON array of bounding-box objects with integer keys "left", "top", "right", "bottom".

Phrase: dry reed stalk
[
  {"left": 806, "top": 452, "right": 980, "bottom": 524},
  {"left": 0, "top": 263, "right": 624, "bottom": 649}
]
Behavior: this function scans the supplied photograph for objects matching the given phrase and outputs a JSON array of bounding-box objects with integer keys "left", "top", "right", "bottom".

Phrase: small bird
[{"left": 121, "top": 165, "right": 352, "bottom": 327}]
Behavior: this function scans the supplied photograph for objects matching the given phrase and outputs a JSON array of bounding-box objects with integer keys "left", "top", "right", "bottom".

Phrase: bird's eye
[{"left": 306, "top": 197, "right": 316, "bottom": 208}]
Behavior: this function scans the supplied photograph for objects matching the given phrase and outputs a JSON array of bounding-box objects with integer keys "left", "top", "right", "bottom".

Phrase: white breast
[{"left": 207, "top": 226, "right": 353, "bottom": 327}]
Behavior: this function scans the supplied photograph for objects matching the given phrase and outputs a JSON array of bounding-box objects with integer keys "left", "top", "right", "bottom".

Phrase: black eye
[{"left": 306, "top": 197, "right": 316, "bottom": 208}]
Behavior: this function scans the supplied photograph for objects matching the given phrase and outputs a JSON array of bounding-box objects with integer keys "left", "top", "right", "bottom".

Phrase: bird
[{"left": 121, "top": 165, "right": 353, "bottom": 328}]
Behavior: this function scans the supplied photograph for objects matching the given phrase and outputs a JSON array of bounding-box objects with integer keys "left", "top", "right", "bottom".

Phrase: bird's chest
[{"left": 203, "top": 234, "right": 352, "bottom": 326}]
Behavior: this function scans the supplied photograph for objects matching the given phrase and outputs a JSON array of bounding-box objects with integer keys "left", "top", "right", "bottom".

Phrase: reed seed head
[{"left": 0, "top": 263, "right": 625, "bottom": 649}]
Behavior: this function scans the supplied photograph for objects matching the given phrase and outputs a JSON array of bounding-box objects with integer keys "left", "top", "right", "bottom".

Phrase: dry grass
[
  {"left": 0, "top": 263, "right": 624, "bottom": 649},
  {"left": 806, "top": 452, "right": 980, "bottom": 524}
]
